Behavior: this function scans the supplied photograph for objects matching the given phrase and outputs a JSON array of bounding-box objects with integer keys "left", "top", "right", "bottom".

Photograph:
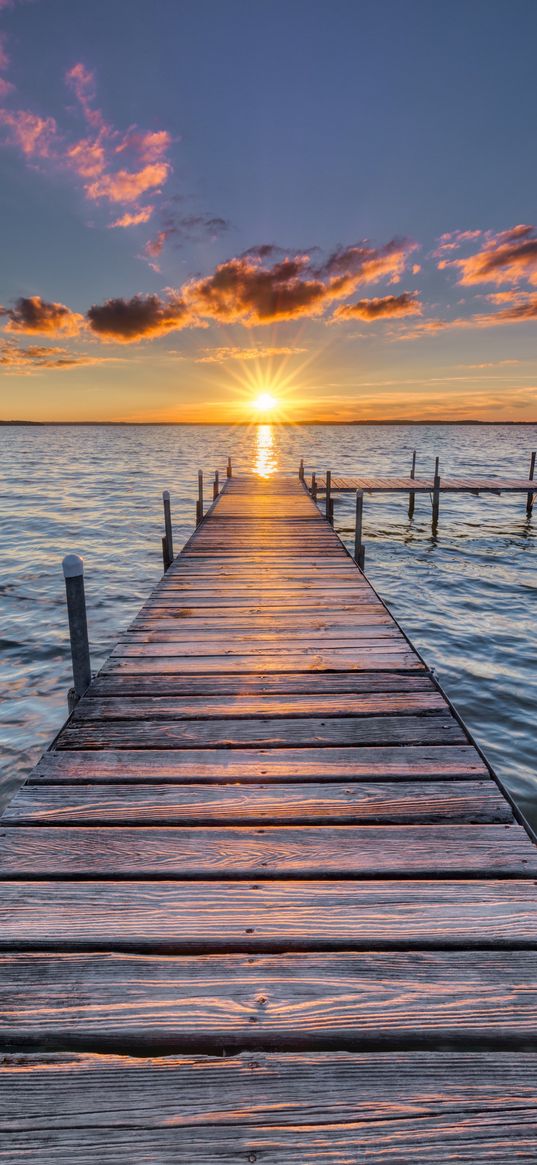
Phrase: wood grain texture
[
  {"left": 2, "top": 950, "right": 537, "bottom": 1050},
  {"left": 28, "top": 745, "right": 489, "bottom": 783},
  {"left": 3, "top": 780, "right": 510, "bottom": 825},
  {"left": 71, "top": 691, "right": 446, "bottom": 721},
  {"left": 3, "top": 1051, "right": 537, "bottom": 1130},
  {"left": 101, "top": 650, "right": 425, "bottom": 674},
  {"left": 1, "top": 880, "right": 535, "bottom": 950},
  {"left": 89, "top": 672, "right": 437, "bottom": 697},
  {"left": 56, "top": 712, "right": 464, "bottom": 749},
  {"left": 0, "top": 823, "right": 533, "bottom": 876}
]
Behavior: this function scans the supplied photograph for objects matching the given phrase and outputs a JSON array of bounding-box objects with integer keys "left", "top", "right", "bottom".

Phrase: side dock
[{"left": 1, "top": 472, "right": 537, "bottom": 1160}]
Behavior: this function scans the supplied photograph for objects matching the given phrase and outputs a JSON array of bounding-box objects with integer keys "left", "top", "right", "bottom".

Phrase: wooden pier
[{"left": 2, "top": 471, "right": 537, "bottom": 1160}]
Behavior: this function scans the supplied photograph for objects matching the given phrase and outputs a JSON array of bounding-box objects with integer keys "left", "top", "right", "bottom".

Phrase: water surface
[{"left": 1, "top": 422, "right": 536, "bottom": 824}]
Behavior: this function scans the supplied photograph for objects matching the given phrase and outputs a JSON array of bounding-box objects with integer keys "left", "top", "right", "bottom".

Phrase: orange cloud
[
  {"left": 0, "top": 109, "right": 57, "bottom": 156},
  {"left": 443, "top": 224, "right": 537, "bottom": 286},
  {"left": 195, "top": 344, "right": 307, "bottom": 363},
  {"left": 1, "top": 296, "right": 84, "bottom": 336},
  {"left": 87, "top": 293, "right": 192, "bottom": 342},
  {"left": 332, "top": 292, "right": 422, "bottom": 321},
  {"left": 110, "top": 206, "right": 154, "bottom": 228},
  {"left": 85, "top": 162, "right": 170, "bottom": 204},
  {"left": 0, "top": 340, "right": 119, "bottom": 371}
]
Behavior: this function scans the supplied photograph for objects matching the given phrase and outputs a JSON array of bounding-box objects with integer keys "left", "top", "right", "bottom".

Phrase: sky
[{"left": 0, "top": 0, "right": 537, "bottom": 422}]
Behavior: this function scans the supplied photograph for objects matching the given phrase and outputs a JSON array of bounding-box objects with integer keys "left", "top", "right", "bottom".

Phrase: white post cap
[
  {"left": 163, "top": 490, "right": 170, "bottom": 501},
  {"left": 62, "top": 553, "right": 84, "bottom": 578}
]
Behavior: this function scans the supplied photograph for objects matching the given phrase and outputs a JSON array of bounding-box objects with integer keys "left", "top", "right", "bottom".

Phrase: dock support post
[
  {"left": 162, "top": 490, "right": 174, "bottom": 570},
  {"left": 196, "top": 470, "right": 204, "bottom": 525},
  {"left": 325, "top": 469, "right": 333, "bottom": 524},
  {"left": 354, "top": 490, "right": 365, "bottom": 569},
  {"left": 213, "top": 470, "right": 219, "bottom": 500},
  {"left": 527, "top": 451, "right": 536, "bottom": 517},
  {"left": 62, "top": 554, "right": 91, "bottom": 711},
  {"left": 311, "top": 472, "right": 317, "bottom": 500},
  {"left": 226, "top": 456, "right": 232, "bottom": 479},
  {"left": 299, "top": 458, "right": 304, "bottom": 481},
  {"left": 408, "top": 450, "right": 416, "bottom": 518},
  {"left": 432, "top": 457, "right": 440, "bottom": 531}
]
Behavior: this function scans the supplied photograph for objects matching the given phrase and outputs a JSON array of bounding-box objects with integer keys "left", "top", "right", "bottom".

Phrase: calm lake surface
[{"left": 1, "top": 422, "right": 536, "bottom": 825}]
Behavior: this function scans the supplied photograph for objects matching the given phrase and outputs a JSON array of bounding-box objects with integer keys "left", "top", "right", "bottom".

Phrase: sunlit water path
[{"left": 1, "top": 422, "right": 536, "bottom": 825}]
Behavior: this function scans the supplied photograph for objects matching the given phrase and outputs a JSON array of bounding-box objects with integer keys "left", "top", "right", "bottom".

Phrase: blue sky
[{"left": 1, "top": 0, "right": 537, "bottom": 421}]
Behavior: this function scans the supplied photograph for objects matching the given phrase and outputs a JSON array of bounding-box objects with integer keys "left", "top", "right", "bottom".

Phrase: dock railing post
[
  {"left": 213, "top": 470, "right": 219, "bottom": 500},
  {"left": 432, "top": 457, "right": 440, "bottom": 531},
  {"left": 162, "top": 490, "right": 174, "bottom": 570},
  {"left": 527, "top": 451, "right": 536, "bottom": 517},
  {"left": 354, "top": 490, "right": 365, "bottom": 569},
  {"left": 62, "top": 554, "right": 92, "bottom": 711},
  {"left": 408, "top": 450, "right": 416, "bottom": 519},
  {"left": 325, "top": 469, "right": 332, "bottom": 524},
  {"left": 196, "top": 470, "right": 204, "bottom": 525},
  {"left": 311, "top": 471, "right": 317, "bottom": 501},
  {"left": 299, "top": 458, "right": 304, "bottom": 481},
  {"left": 226, "top": 456, "right": 232, "bottom": 479}
]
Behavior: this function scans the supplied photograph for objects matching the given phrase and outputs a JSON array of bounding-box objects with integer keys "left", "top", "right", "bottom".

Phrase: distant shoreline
[{"left": 2, "top": 419, "right": 537, "bottom": 427}]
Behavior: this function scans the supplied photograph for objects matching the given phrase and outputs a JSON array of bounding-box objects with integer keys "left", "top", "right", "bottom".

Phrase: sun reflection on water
[{"left": 253, "top": 424, "right": 278, "bottom": 477}]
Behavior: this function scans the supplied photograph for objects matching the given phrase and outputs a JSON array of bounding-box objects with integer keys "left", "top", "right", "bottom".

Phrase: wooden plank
[
  {"left": 101, "top": 651, "right": 425, "bottom": 674},
  {"left": 2, "top": 780, "right": 510, "bottom": 825},
  {"left": 3, "top": 1110, "right": 534, "bottom": 1161},
  {"left": 56, "top": 712, "right": 463, "bottom": 749},
  {"left": 71, "top": 692, "right": 445, "bottom": 721},
  {"left": 1, "top": 879, "right": 535, "bottom": 950},
  {"left": 88, "top": 673, "right": 437, "bottom": 697},
  {"left": 3, "top": 1050, "right": 537, "bottom": 1132},
  {"left": 28, "top": 745, "right": 488, "bottom": 783},
  {"left": 0, "top": 823, "right": 533, "bottom": 876},
  {"left": 112, "top": 634, "right": 408, "bottom": 655},
  {"left": 2, "top": 950, "right": 537, "bottom": 1049}
]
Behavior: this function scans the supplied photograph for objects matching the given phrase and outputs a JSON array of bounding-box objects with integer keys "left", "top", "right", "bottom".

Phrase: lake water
[{"left": 1, "top": 422, "right": 536, "bottom": 825}]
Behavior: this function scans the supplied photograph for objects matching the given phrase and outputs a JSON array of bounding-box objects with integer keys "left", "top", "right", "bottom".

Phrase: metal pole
[
  {"left": 527, "top": 451, "right": 536, "bottom": 517},
  {"left": 196, "top": 470, "right": 204, "bottom": 525},
  {"left": 354, "top": 490, "right": 365, "bottom": 569},
  {"left": 325, "top": 469, "right": 332, "bottom": 522},
  {"left": 162, "top": 536, "right": 169, "bottom": 573},
  {"left": 432, "top": 456, "right": 440, "bottom": 531},
  {"left": 162, "top": 490, "right": 174, "bottom": 568},
  {"left": 227, "top": 456, "right": 232, "bottom": 479},
  {"left": 311, "top": 472, "right": 317, "bottom": 500},
  {"left": 213, "top": 470, "right": 219, "bottom": 500},
  {"left": 62, "top": 554, "right": 91, "bottom": 709},
  {"left": 299, "top": 458, "right": 304, "bottom": 481},
  {"left": 408, "top": 450, "right": 416, "bottom": 519}
]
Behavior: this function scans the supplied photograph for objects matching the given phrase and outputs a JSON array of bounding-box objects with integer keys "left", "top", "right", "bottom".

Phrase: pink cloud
[
  {"left": 0, "top": 109, "right": 57, "bottom": 156},
  {"left": 110, "top": 206, "right": 154, "bottom": 228},
  {"left": 83, "top": 161, "right": 170, "bottom": 204}
]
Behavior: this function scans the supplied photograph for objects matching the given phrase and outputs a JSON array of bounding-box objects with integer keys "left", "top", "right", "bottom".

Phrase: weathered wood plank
[
  {"left": 112, "top": 634, "right": 408, "bottom": 656},
  {"left": 89, "top": 672, "right": 436, "bottom": 697},
  {"left": 1, "top": 879, "right": 536, "bottom": 950},
  {"left": 2, "top": 950, "right": 537, "bottom": 1049},
  {"left": 2, "top": 780, "right": 510, "bottom": 825},
  {"left": 72, "top": 691, "right": 446, "bottom": 721},
  {"left": 3, "top": 1051, "right": 537, "bottom": 1131},
  {"left": 28, "top": 745, "right": 489, "bottom": 783},
  {"left": 56, "top": 712, "right": 463, "bottom": 749},
  {"left": 0, "top": 824, "right": 533, "bottom": 876},
  {"left": 102, "top": 651, "right": 426, "bottom": 674}
]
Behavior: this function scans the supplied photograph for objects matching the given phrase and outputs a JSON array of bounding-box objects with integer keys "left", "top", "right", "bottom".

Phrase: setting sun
[{"left": 252, "top": 391, "right": 278, "bottom": 413}]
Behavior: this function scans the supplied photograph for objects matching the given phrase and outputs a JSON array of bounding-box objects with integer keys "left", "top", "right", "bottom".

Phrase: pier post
[
  {"left": 162, "top": 490, "right": 174, "bottom": 570},
  {"left": 527, "top": 451, "right": 536, "bottom": 517},
  {"left": 213, "top": 470, "right": 219, "bottom": 500},
  {"left": 196, "top": 470, "right": 204, "bottom": 525},
  {"left": 226, "top": 456, "right": 232, "bottom": 479},
  {"left": 311, "top": 472, "right": 317, "bottom": 500},
  {"left": 432, "top": 457, "right": 440, "bottom": 531},
  {"left": 354, "top": 490, "right": 365, "bottom": 569},
  {"left": 408, "top": 450, "right": 416, "bottom": 518},
  {"left": 299, "top": 458, "right": 304, "bottom": 481},
  {"left": 325, "top": 469, "right": 332, "bottom": 524},
  {"left": 62, "top": 554, "right": 91, "bottom": 711}
]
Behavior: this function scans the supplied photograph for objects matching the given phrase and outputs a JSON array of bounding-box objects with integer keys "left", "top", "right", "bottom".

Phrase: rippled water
[{"left": 1, "top": 422, "right": 536, "bottom": 824}]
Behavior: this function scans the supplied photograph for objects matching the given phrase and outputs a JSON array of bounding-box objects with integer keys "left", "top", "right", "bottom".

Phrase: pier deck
[
  {"left": 2, "top": 473, "right": 537, "bottom": 1160},
  {"left": 313, "top": 473, "right": 535, "bottom": 493}
]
